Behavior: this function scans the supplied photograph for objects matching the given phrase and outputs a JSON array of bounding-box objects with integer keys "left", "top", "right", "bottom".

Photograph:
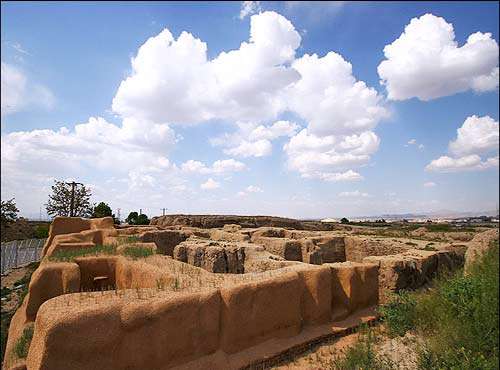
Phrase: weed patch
[
  {"left": 379, "top": 239, "right": 499, "bottom": 368},
  {"left": 48, "top": 244, "right": 116, "bottom": 262},
  {"left": 331, "top": 325, "right": 395, "bottom": 370},
  {"left": 122, "top": 246, "right": 154, "bottom": 259},
  {"left": 14, "top": 325, "right": 33, "bottom": 359}
]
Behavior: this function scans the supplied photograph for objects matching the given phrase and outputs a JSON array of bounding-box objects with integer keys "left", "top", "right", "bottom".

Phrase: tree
[
  {"left": 45, "top": 180, "right": 93, "bottom": 218},
  {"left": 125, "top": 211, "right": 150, "bottom": 225},
  {"left": 1, "top": 198, "right": 19, "bottom": 226},
  {"left": 92, "top": 202, "right": 113, "bottom": 218},
  {"left": 125, "top": 212, "right": 138, "bottom": 225},
  {"left": 340, "top": 217, "right": 350, "bottom": 224}
]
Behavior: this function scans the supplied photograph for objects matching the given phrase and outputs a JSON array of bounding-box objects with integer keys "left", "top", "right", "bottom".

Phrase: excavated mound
[{"left": 3, "top": 216, "right": 479, "bottom": 370}]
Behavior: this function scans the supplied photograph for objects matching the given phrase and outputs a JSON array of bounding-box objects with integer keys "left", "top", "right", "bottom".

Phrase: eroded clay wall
[{"left": 20, "top": 260, "right": 380, "bottom": 370}]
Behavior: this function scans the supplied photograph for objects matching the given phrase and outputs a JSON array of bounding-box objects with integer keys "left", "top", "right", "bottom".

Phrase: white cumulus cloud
[
  {"left": 200, "top": 178, "right": 220, "bottom": 190},
  {"left": 1, "top": 62, "right": 55, "bottom": 116},
  {"left": 426, "top": 115, "right": 499, "bottom": 173},
  {"left": 378, "top": 13, "right": 499, "bottom": 101},
  {"left": 426, "top": 155, "right": 498, "bottom": 173},
  {"left": 112, "top": 11, "right": 301, "bottom": 125},
  {"left": 449, "top": 115, "right": 499, "bottom": 156},
  {"left": 181, "top": 158, "right": 246, "bottom": 174}
]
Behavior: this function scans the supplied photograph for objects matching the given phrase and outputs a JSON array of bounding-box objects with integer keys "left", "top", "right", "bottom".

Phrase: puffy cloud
[
  {"left": 284, "top": 129, "right": 378, "bottom": 179},
  {"left": 200, "top": 178, "right": 220, "bottom": 190},
  {"left": 248, "top": 120, "right": 299, "bottom": 141},
  {"left": 212, "top": 120, "right": 298, "bottom": 158},
  {"left": 338, "top": 190, "right": 370, "bottom": 198},
  {"left": 426, "top": 115, "right": 499, "bottom": 173},
  {"left": 378, "top": 14, "right": 499, "bottom": 101},
  {"left": 288, "top": 52, "right": 388, "bottom": 136},
  {"left": 303, "top": 170, "right": 363, "bottom": 182},
  {"left": 423, "top": 182, "right": 436, "bottom": 187},
  {"left": 112, "top": 11, "right": 301, "bottom": 125},
  {"left": 181, "top": 158, "right": 246, "bottom": 174},
  {"left": 246, "top": 185, "right": 263, "bottom": 193},
  {"left": 448, "top": 115, "right": 499, "bottom": 156},
  {"left": 224, "top": 139, "right": 273, "bottom": 158},
  {"left": 1, "top": 62, "right": 55, "bottom": 116},
  {"left": 426, "top": 155, "right": 498, "bottom": 172},
  {"left": 113, "top": 10, "right": 387, "bottom": 182},
  {"left": 1, "top": 116, "right": 178, "bottom": 185},
  {"left": 240, "top": 1, "right": 261, "bottom": 19},
  {"left": 237, "top": 185, "right": 263, "bottom": 197}
]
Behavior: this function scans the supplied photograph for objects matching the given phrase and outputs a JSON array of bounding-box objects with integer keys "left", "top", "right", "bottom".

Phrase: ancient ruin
[{"left": 4, "top": 214, "right": 487, "bottom": 370}]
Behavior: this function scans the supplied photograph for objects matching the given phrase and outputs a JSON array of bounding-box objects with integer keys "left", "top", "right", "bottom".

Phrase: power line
[{"left": 65, "top": 181, "right": 83, "bottom": 217}]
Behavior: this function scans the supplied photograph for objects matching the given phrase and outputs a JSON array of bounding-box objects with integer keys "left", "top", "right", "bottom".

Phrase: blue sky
[{"left": 1, "top": 1, "right": 499, "bottom": 220}]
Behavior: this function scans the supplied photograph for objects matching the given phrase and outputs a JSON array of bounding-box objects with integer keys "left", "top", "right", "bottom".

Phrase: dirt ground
[
  {"left": 271, "top": 332, "right": 361, "bottom": 369},
  {"left": 1, "top": 265, "right": 34, "bottom": 312},
  {"left": 271, "top": 324, "right": 421, "bottom": 370}
]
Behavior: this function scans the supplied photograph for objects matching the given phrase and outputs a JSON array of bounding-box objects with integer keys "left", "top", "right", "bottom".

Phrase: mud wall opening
[{"left": 74, "top": 257, "right": 117, "bottom": 291}]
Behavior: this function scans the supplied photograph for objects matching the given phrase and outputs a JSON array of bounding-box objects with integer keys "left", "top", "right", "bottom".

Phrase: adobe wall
[
  {"left": 3, "top": 217, "right": 469, "bottom": 370},
  {"left": 23, "top": 262, "right": 379, "bottom": 370},
  {"left": 363, "top": 247, "right": 466, "bottom": 303}
]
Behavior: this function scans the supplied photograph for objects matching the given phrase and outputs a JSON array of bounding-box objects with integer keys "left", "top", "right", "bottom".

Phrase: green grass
[
  {"left": 122, "top": 246, "right": 154, "bottom": 259},
  {"left": 14, "top": 325, "right": 33, "bottom": 359},
  {"left": 330, "top": 325, "right": 395, "bottom": 370},
  {"left": 379, "top": 239, "right": 499, "bottom": 369},
  {"left": 117, "top": 235, "right": 141, "bottom": 244},
  {"left": 48, "top": 244, "right": 117, "bottom": 262}
]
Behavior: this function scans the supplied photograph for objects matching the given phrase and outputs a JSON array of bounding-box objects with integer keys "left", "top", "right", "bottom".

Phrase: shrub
[
  {"left": 380, "top": 239, "right": 499, "bottom": 368},
  {"left": 378, "top": 290, "right": 417, "bottom": 337},
  {"left": 14, "top": 325, "right": 33, "bottom": 359}
]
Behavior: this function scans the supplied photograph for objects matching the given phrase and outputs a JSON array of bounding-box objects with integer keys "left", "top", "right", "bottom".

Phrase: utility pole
[
  {"left": 161, "top": 208, "right": 167, "bottom": 216},
  {"left": 65, "top": 181, "right": 83, "bottom": 217},
  {"left": 117, "top": 208, "right": 121, "bottom": 222}
]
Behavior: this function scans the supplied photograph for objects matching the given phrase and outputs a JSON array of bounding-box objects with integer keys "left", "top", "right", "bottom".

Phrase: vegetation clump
[
  {"left": 48, "top": 244, "right": 117, "bottom": 262},
  {"left": 379, "top": 239, "right": 499, "bottom": 369},
  {"left": 331, "top": 325, "right": 395, "bottom": 370},
  {"left": 122, "top": 246, "right": 154, "bottom": 259},
  {"left": 14, "top": 325, "right": 34, "bottom": 359}
]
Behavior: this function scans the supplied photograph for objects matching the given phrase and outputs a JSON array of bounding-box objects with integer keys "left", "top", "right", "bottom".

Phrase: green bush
[
  {"left": 380, "top": 239, "right": 499, "bottom": 369},
  {"left": 34, "top": 224, "right": 49, "bottom": 238},
  {"left": 14, "top": 325, "right": 33, "bottom": 359},
  {"left": 378, "top": 290, "right": 417, "bottom": 337}
]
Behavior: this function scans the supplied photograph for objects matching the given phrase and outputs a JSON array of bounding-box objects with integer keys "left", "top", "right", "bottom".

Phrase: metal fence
[{"left": 1, "top": 238, "right": 46, "bottom": 275}]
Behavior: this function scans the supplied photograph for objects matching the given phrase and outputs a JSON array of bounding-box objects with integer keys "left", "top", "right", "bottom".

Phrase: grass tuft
[
  {"left": 122, "top": 246, "right": 154, "bottom": 259},
  {"left": 330, "top": 325, "right": 395, "bottom": 370},
  {"left": 48, "top": 244, "right": 116, "bottom": 262},
  {"left": 14, "top": 325, "right": 34, "bottom": 359}
]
